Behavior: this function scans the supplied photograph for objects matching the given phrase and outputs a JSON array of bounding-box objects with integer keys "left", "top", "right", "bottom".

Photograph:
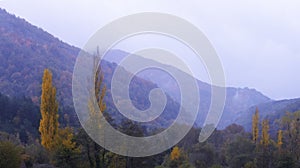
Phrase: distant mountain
[
  {"left": 0, "top": 8, "right": 274, "bottom": 130},
  {"left": 103, "top": 50, "right": 271, "bottom": 128}
]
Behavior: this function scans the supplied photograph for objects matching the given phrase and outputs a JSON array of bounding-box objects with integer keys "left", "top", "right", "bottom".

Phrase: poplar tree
[
  {"left": 277, "top": 130, "right": 283, "bottom": 150},
  {"left": 86, "top": 54, "right": 107, "bottom": 168},
  {"left": 252, "top": 108, "right": 259, "bottom": 143},
  {"left": 39, "top": 69, "right": 59, "bottom": 151},
  {"left": 261, "top": 119, "right": 270, "bottom": 147},
  {"left": 94, "top": 65, "right": 107, "bottom": 168}
]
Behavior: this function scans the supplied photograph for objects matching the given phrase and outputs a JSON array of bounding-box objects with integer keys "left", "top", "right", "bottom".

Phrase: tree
[
  {"left": 275, "top": 155, "right": 296, "bottom": 168},
  {"left": 39, "top": 69, "right": 59, "bottom": 151},
  {"left": 261, "top": 119, "right": 270, "bottom": 147},
  {"left": 277, "top": 130, "right": 283, "bottom": 151},
  {"left": 39, "top": 69, "right": 80, "bottom": 167},
  {"left": 52, "top": 127, "right": 81, "bottom": 168},
  {"left": 171, "top": 146, "right": 180, "bottom": 161},
  {"left": 256, "top": 119, "right": 273, "bottom": 168},
  {"left": 280, "top": 111, "right": 300, "bottom": 161},
  {"left": 161, "top": 146, "right": 193, "bottom": 168},
  {"left": 252, "top": 108, "right": 259, "bottom": 143},
  {"left": 85, "top": 54, "right": 108, "bottom": 168},
  {"left": 75, "top": 128, "right": 96, "bottom": 167},
  {"left": 225, "top": 136, "right": 255, "bottom": 168},
  {"left": 94, "top": 58, "right": 107, "bottom": 168}
]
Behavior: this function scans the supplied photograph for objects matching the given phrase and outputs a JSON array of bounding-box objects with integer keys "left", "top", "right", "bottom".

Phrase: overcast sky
[{"left": 0, "top": 0, "right": 299, "bottom": 100}]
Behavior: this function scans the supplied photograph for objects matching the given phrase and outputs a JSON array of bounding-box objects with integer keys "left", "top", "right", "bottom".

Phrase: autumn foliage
[
  {"left": 170, "top": 146, "right": 180, "bottom": 161},
  {"left": 39, "top": 69, "right": 59, "bottom": 151},
  {"left": 252, "top": 108, "right": 259, "bottom": 143},
  {"left": 261, "top": 119, "right": 270, "bottom": 147}
]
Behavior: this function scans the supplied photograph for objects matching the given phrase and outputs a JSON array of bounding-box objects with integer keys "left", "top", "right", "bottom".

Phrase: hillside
[
  {"left": 0, "top": 8, "right": 78, "bottom": 106},
  {"left": 0, "top": 8, "right": 181, "bottom": 133},
  {"left": 0, "top": 8, "right": 274, "bottom": 129}
]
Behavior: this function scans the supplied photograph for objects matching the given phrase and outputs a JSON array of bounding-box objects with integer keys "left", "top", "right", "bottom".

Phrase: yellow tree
[
  {"left": 39, "top": 69, "right": 79, "bottom": 167},
  {"left": 86, "top": 55, "right": 107, "bottom": 168},
  {"left": 277, "top": 130, "right": 283, "bottom": 150},
  {"left": 163, "top": 146, "right": 193, "bottom": 167},
  {"left": 86, "top": 56, "right": 107, "bottom": 129},
  {"left": 261, "top": 119, "right": 270, "bottom": 147},
  {"left": 39, "top": 69, "right": 59, "bottom": 151},
  {"left": 94, "top": 63, "right": 107, "bottom": 168},
  {"left": 170, "top": 146, "right": 180, "bottom": 161},
  {"left": 252, "top": 108, "right": 259, "bottom": 143}
]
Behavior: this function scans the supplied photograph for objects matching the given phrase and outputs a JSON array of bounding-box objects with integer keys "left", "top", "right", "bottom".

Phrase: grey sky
[{"left": 0, "top": 0, "right": 299, "bottom": 100}]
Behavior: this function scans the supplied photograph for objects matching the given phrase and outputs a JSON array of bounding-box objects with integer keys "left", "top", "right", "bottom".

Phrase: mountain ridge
[{"left": 102, "top": 49, "right": 272, "bottom": 128}]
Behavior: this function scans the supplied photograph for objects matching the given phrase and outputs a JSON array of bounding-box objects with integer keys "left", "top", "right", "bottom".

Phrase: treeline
[
  {"left": 1, "top": 68, "right": 300, "bottom": 168},
  {"left": 2, "top": 111, "right": 299, "bottom": 168}
]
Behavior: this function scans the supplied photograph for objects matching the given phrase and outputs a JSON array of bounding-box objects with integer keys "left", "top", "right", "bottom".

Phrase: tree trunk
[
  {"left": 87, "top": 143, "right": 94, "bottom": 168},
  {"left": 102, "top": 148, "right": 106, "bottom": 168},
  {"left": 94, "top": 143, "right": 101, "bottom": 168}
]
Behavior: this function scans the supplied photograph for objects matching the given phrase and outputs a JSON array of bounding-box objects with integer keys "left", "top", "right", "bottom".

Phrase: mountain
[
  {"left": 0, "top": 8, "right": 275, "bottom": 130},
  {"left": 102, "top": 50, "right": 271, "bottom": 128},
  {"left": 0, "top": 8, "right": 181, "bottom": 133}
]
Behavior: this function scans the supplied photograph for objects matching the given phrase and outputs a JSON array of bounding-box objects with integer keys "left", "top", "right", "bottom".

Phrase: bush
[{"left": 0, "top": 141, "right": 22, "bottom": 168}]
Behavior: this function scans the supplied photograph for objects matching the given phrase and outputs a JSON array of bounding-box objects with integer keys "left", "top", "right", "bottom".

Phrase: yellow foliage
[
  {"left": 170, "top": 146, "right": 180, "bottom": 161},
  {"left": 261, "top": 119, "right": 270, "bottom": 147},
  {"left": 86, "top": 58, "right": 107, "bottom": 132},
  {"left": 252, "top": 108, "right": 259, "bottom": 143},
  {"left": 95, "top": 68, "right": 106, "bottom": 113},
  {"left": 277, "top": 130, "right": 283, "bottom": 148},
  {"left": 57, "top": 127, "right": 79, "bottom": 152},
  {"left": 39, "top": 69, "right": 59, "bottom": 151}
]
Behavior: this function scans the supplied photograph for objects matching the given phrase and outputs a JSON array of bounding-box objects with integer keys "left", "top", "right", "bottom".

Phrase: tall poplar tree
[
  {"left": 277, "top": 130, "right": 283, "bottom": 151},
  {"left": 94, "top": 64, "right": 107, "bottom": 168},
  {"left": 39, "top": 69, "right": 59, "bottom": 151},
  {"left": 86, "top": 54, "right": 108, "bottom": 168},
  {"left": 261, "top": 119, "right": 270, "bottom": 147},
  {"left": 252, "top": 108, "right": 259, "bottom": 143}
]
